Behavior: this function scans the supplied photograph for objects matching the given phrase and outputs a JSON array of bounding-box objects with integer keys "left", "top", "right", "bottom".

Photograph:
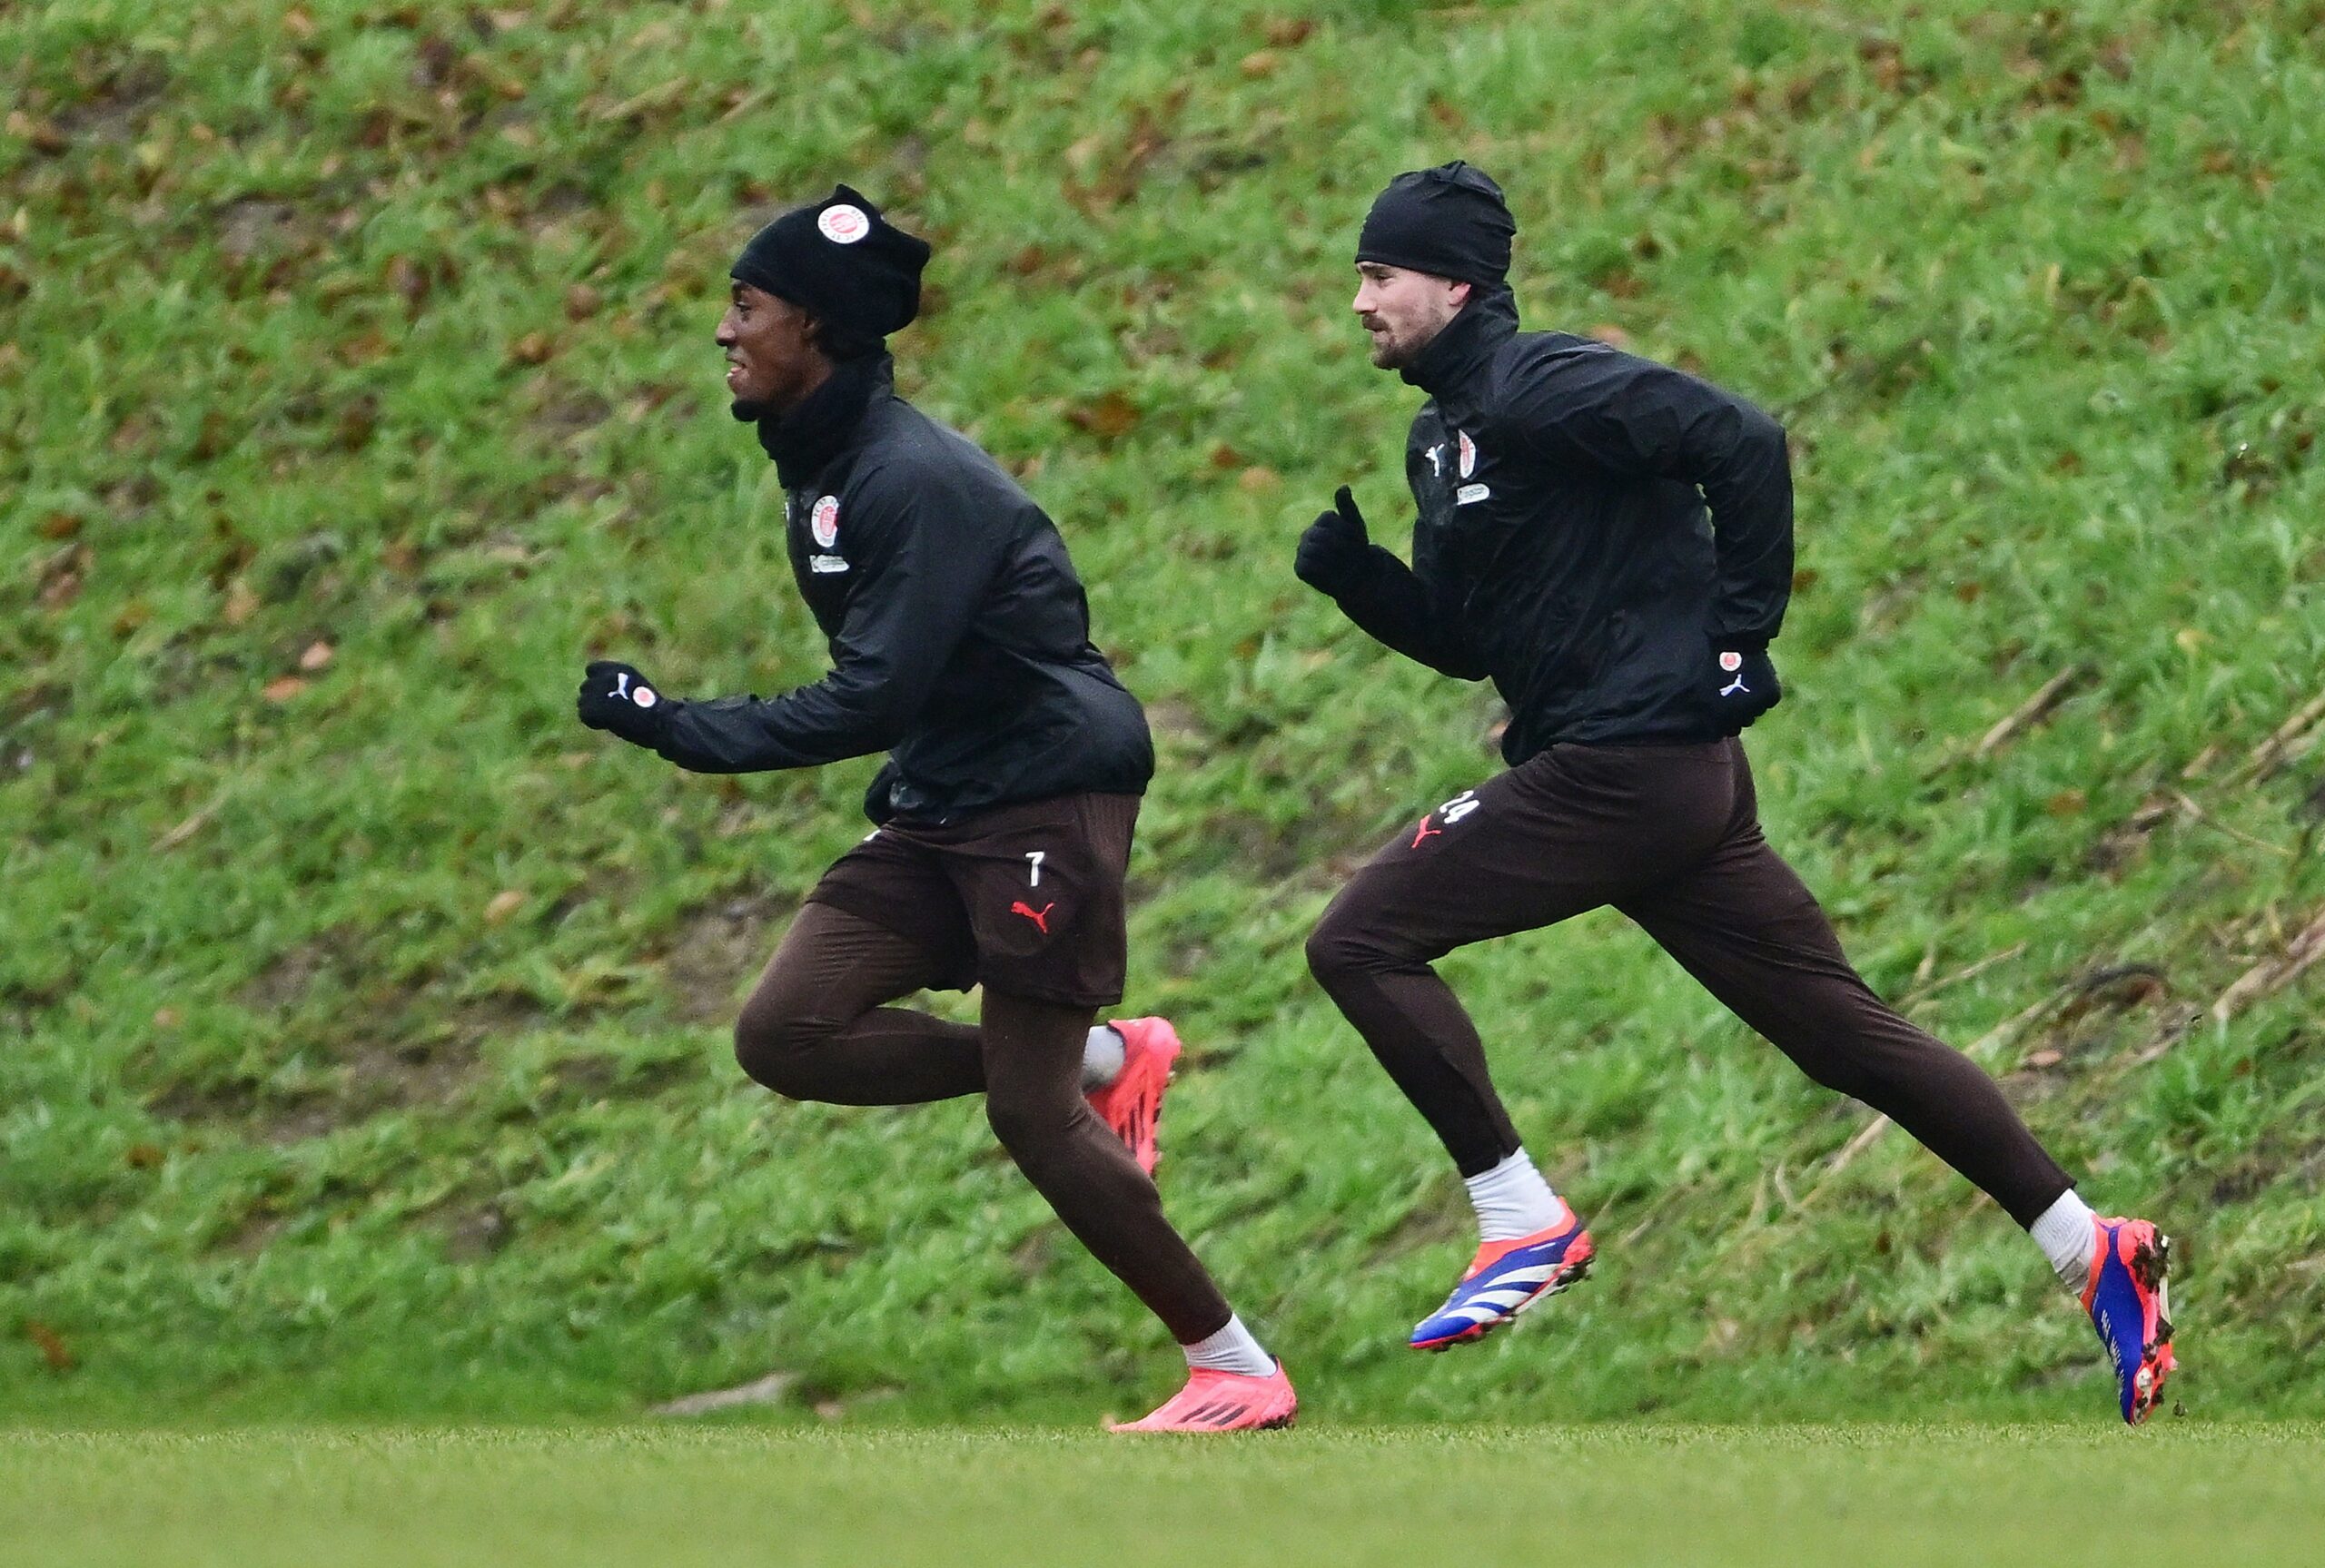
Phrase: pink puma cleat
[
  {"left": 1087, "top": 1017, "right": 1182, "bottom": 1178},
  {"left": 1108, "top": 1360, "right": 1298, "bottom": 1434}
]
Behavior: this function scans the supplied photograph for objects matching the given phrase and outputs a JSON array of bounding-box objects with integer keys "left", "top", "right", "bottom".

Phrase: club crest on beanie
[
  {"left": 1355, "top": 161, "right": 1516, "bottom": 287},
  {"left": 730, "top": 183, "right": 931, "bottom": 349}
]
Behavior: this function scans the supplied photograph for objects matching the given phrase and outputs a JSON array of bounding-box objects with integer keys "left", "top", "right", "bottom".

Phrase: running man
[
  {"left": 577, "top": 186, "right": 1293, "bottom": 1432},
  {"left": 1293, "top": 162, "right": 2172, "bottom": 1424}
]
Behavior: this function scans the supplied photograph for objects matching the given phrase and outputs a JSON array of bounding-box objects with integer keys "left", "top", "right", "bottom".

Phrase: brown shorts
[
  {"left": 804, "top": 792, "right": 1140, "bottom": 1009},
  {"left": 1307, "top": 738, "right": 2074, "bottom": 1221}
]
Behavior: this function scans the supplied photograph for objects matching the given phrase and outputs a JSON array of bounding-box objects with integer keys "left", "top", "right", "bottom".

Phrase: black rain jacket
[
  {"left": 1318, "top": 290, "right": 1794, "bottom": 762},
  {"left": 651, "top": 358, "right": 1153, "bottom": 821}
]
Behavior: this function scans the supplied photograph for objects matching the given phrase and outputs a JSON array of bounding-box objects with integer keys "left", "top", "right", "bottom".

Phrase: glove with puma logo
[
  {"left": 577, "top": 659, "right": 678, "bottom": 750},
  {"left": 1707, "top": 638, "right": 1781, "bottom": 734}
]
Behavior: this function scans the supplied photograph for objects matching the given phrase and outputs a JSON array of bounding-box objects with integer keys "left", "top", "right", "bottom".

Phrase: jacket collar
[
  {"left": 1402, "top": 286, "right": 1519, "bottom": 398},
  {"left": 758, "top": 353, "right": 893, "bottom": 488}
]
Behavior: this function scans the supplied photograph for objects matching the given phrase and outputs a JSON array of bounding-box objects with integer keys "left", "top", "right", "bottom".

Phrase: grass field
[
  {"left": 5, "top": 0, "right": 2323, "bottom": 1427},
  {"left": 10, "top": 1422, "right": 2325, "bottom": 1567}
]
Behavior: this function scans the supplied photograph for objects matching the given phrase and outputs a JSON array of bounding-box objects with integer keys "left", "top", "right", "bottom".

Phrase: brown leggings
[
  {"left": 1306, "top": 739, "right": 2073, "bottom": 1227},
  {"left": 734, "top": 902, "right": 1233, "bottom": 1344}
]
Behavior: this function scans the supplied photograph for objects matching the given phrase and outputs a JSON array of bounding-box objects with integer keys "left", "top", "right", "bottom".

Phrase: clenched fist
[{"left": 577, "top": 659, "right": 676, "bottom": 749}]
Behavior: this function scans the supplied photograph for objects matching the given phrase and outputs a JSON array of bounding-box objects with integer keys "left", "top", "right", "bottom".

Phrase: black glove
[
  {"left": 1294, "top": 485, "right": 1371, "bottom": 595},
  {"left": 577, "top": 659, "right": 676, "bottom": 749},
  {"left": 1707, "top": 637, "right": 1781, "bottom": 734},
  {"left": 862, "top": 758, "right": 902, "bottom": 825}
]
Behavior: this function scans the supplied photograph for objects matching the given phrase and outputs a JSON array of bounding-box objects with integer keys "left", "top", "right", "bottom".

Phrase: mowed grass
[{"left": 8, "top": 1423, "right": 2323, "bottom": 1568}]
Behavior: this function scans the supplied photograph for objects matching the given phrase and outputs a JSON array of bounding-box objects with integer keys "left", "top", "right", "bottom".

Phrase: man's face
[
  {"left": 1352, "top": 263, "right": 1471, "bottom": 370},
  {"left": 717, "top": 281, "right": 826, "bottom": 418}
]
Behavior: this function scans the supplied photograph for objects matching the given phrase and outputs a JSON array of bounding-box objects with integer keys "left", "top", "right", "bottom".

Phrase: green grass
[
  {"left": 4, "top": 0, "right": 2324, "bottom": 1425},
  {"left": 9, "top": 1424, "right": 2325, "bottom": 1567}
]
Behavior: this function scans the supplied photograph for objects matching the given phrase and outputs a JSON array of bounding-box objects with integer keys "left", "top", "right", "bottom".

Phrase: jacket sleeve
[
  {"left": 653, "top": 462, "right": 1001, "bottom": 774},
  {"left": 1323, "top": 543, "right": 1490, "bottom": 681},
  {"left": 1513, "top": 348, "right": 1794, "bottom": 646}
]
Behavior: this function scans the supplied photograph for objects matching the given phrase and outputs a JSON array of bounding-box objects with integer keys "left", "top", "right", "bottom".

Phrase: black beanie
[
  {"left": 730, "top": 183, "right": 931, "bottom": 350},
  {"left": 1354, "top": 161, "right": 1516, "bottom": 287}
]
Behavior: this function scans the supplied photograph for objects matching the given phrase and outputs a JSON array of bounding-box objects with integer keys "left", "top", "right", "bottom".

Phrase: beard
[{"left": 729, "top": 397, "right": 768, "bottom": 422}]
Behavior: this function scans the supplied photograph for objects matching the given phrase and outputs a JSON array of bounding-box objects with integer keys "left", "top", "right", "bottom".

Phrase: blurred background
[{"left": 4, "top": 0, "right": 2320, "bottom": 1425}]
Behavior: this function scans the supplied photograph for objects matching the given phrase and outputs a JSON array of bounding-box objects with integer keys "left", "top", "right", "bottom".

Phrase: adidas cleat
[
  {"left": 2083, "top": 1216, "right": 2176, "bottom": 1425},
  {"left": 1088, "top": 1017, "right": 1182, "bottom": 1178},
  {"left": 1410, "top": 1203, "right": 1595, "bottom": 1351},
  {"left": 1108, "top": 1360, "right": 1298, "bottom": 1434}
]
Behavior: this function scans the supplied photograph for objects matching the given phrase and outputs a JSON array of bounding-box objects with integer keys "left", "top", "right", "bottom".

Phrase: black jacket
[
  {"left": 1318, "top": 290, "right": 1793, "bottom": 762},
  {"left": 651, "top": 358, "right": 1153, "bottom": 820}
]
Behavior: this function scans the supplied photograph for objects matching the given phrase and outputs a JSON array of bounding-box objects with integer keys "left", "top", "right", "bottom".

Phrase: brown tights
[{"left": 734, "top": 902, "right": 1233, "bottom": 1343}]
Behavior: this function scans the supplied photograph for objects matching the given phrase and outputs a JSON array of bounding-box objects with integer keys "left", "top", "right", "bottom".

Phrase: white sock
[
  {"left": 1182, "top": 1314, "right": 1274, "bottom": 1377},
  {"left": 1464, "top": 1149, "right": 1564, "bottom": 1243},
  {"left": 2029, "top": 1188, "right": 2100, "bottom": 1289},
  {"left": 1080, "top": 1024, "right": 1124, "bottom": 1092}
]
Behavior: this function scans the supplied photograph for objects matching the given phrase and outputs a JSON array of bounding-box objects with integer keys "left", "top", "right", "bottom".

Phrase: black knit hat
[
  {"left": 730, "top": 183, "right": 931, "bottom": 349},
  {"left": 1354, "top": 161, "right": 1516, "bottom": 287}
]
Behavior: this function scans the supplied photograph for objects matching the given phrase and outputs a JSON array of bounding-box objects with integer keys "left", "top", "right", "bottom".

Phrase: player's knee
[
  {"left": 732, "top": 1001, "right": 840, "bottom": 1098},
  {"left": 1798, "top": 1055, "right": 1865, "bottom": 1099},
  {"left": 983, "top": 1092, "right": 1070, "bottom": 1158},
  {"left": 1302, "top": 922, "right": 1341, "bottom": 984},
  {"left": 730, "top": 1011, "right": 791, "bottom": 1093},
  {"left": 1785, "top": 1010, "right": 1947, "bottom": 1102},
  {"left": 1779, "top": 1036, "right": 1878, "bottom": 1100},
  {"left": 1305, "top": 909, "right": 1385, "bottom": 990}
]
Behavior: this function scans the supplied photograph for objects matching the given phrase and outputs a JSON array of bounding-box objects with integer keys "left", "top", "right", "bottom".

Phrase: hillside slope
[{"left": 5, "top": 0, "right": 2321, "bottom": 1422}]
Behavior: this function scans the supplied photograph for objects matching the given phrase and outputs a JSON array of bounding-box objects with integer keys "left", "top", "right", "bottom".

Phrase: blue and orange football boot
[
  {"left": 1410, "top": 1201, "right": 1596, "bottom": 1351},
  {"left": 2083, "top": 1216, "right": 2176, "bottom": 1425}
]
